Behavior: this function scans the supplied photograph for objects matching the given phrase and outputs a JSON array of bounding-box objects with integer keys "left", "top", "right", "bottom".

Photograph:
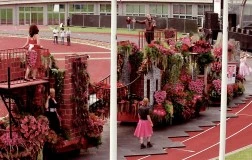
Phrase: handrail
[
  {"left": 0, "top": 47, "right": 50, "bottom": 84},
  {"left": 91, "top": 75, "right": 141, "bottom": 90}
]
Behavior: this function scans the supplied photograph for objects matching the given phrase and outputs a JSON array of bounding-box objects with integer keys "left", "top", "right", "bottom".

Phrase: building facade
[{"left": 0, "top": 0, "right": 250, "bottom": 27}]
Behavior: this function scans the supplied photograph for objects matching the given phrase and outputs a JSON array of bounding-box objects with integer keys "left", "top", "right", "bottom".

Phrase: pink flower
[
  {"left": 189, "top": 79, "right": 204, "bottom": 94},
  {"left": 154, "top": 90, "right": 167, "bottom": 104}
]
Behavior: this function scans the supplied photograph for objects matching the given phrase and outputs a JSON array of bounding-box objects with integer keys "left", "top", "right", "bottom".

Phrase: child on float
[
  {"left": 134, "top": 98, "right": 154, "bottom": 149},
  {"left": 45, "top": 88, "right": 61, "bottom": 134},
  {"left": 239, "top": 51, "right": 252, "bottom": 78}
]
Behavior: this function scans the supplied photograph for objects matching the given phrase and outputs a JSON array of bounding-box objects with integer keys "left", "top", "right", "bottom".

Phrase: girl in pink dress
[
  {"left": 134, "top": 98, "right": 153, "bottom": 149},
  {"left": 239, "top": 52, "right": 252, "bottom": 77},
  {"left": 22, "top": 24, "right": 41, "bottom": 81}
]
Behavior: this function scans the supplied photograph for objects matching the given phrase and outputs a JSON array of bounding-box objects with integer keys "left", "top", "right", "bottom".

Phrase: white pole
[
  {"left": 219, "top": 0, "right": 228, "bottom": 159},
  {"left": 110, "top": 0, "right": 117, "bottom": 160},
  {"left": 214, "top": 0, "right": 221, "bottom": 17}
]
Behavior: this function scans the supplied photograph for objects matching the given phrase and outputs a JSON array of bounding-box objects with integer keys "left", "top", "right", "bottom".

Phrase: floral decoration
[
  {"left": 189, "top": 79, "right": 204, "bottom": 95},
  {"left": 85, "top": 113, "right": 105, "bottom": 138},
  {"left": 211, "top": 61, "right": 222, "bottom": 73},
  {"left": 0, "top": 115, "right": 57, "bottom": 159},
  {"left": 154, "top": 90, "right": 167, "bottom": 104}
]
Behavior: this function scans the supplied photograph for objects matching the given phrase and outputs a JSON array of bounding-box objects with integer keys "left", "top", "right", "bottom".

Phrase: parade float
[
  {"left": 90, "top": 29, "right": 245, "bottom": 126},
  {"left": 0, "top": 29, "right": 245, "bottom": 159}
]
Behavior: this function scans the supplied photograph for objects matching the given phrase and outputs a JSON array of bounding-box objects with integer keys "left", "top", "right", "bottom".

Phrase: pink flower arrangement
[
  {"left": 211, "top": 61, "right": 222, "bottom": 73},
  {"left": 86, "top": 113, "right": 105, "bottom": 138},
  {"left": 20, "top": 115, "right": 50, "bottom": 141},
  {"left": 181, "top": 37, "right": 191, "bottom": 47},
  {"left": 130, "top": 42, "right": 140, "bottom": 54},
  {"left": 0, "top": 132, "right": 24, "bottom": 146},
  {"left": 153, "top": 107, "right": 166, "bottom": 117},
  {"left": 164, "top": 83, "right": 186, "bottom": 101},
  {"left": 227, "top": 84, "right": 234, "bottom": 98},
  {"left": 213, "top": 47, "right": 222, "bottom": 59},
  {"left": 167, "top": 39, "right": 176, "bottom": 45},
  {"left": 189, "top": 79, "right": 204, "bottom": 94},
  {"left": 236, "top": 74, "right": 245, "bottom": 82},
  {"left": 212, "top": 79, "right": 221, "bottom": 94},
  {"left": 192, "top": 40, "right": 211, "bottom": 54},
  {"left": 152, "top": 103, "right": 167, "bottom": 120},
  {"left": 154, "top": 90, "right": 167, "bottom": 104},
  {"left": 0, "top": 115, "right": 56, "bottom": 159},
  {"left": 179, "top": 70, "right": 191, "bottom": 84}
]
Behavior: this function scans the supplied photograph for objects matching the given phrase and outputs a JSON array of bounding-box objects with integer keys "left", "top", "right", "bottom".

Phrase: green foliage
[
  {"left": 71, "top": 57, "right": 90, "bottom": 138},
  {"left": 197, "top": 52, "right": 214, "bottom": 67},
  {"left": 162, "top": 54, "right": 183, "bottom": 85},
  {"left": 50, "top": 69, "right": 65, "bottom": 104},
  {"left": 128, "top": 51, "right": 144, "bottom": 71},
  {"left": 87, "top": 136, "right": 102, "bottom": 148}
]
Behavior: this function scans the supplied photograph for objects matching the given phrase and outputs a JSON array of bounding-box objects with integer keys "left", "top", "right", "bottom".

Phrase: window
[
  {"left": 100, "top": 4, "right": 111, "bottom": 15},
  {"left": 156, "top": 79, "right": 158, "bottom": 91},
  {"left": 197, "top": 4, "right": 213, "bottom": 27},
  {"left": 198, "top": 4, "right": 213, "bottom": 16},
  {"left": 173, "top": 4, "right": 192, "bottom": 19},
  {"left": 147, "top": 79, "right": 150, "bottom": 101},
  {"left": 126, "top": 4, "right": 145, "bottom": 16},
  {"left": 59, "top": 4, "right": 65, "bottom": 12},
  {"left": 150, "top": 4, "right": 168, "bottom": 17},
  {"left": 69, "top": 3, "right": 94, "bottom": 14}
]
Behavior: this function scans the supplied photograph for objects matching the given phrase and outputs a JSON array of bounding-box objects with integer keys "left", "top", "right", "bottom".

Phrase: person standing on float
[
  {"left": 22, "top": 24, "right": 41, "bottom": 81},
  {"left": 133, "top": 14, "right": 156, "bottom": 44}
]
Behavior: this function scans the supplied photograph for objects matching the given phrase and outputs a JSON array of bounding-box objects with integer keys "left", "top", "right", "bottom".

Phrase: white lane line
[
  {"left": 182, "top": 125, "right": 217, "bottom": 143},
  {"left": 55, "top": 57, "right": 110, "bottom": 61},
  {"left": 182, "top": 123, "right": 252, "bottom": 160},
  {"left": 51, "top": 52, "right": 110, "bottom": 55},
  {"left": 235, "top": 100, "right": 252, "bottom": 115},
  {"left": 237, "top": 114, "right": 252, "bottom": 117},
  {"left": 173, "top": 148, "right": 195, "bottom": 153},
  {"left": 137, "top": 155, "right": 150, "bottom": 160},
  {"left": 182, "top": 99, "right": 252, "bottom": 143}
]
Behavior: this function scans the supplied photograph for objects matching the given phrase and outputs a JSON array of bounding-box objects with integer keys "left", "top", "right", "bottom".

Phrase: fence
[{"left": 72, "top": 14, "right": 198, "bottom": 33}]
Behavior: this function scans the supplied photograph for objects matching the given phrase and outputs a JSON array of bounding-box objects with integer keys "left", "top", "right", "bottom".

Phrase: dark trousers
[
  {"left": 53, "top": 36, "right": 58, "bottom": 44},
  {"left": 145, "top": 31, "right": 154, "bottom": 44},
  {"left": 67, "top": 36, "right": 70, "bottom": 46}
]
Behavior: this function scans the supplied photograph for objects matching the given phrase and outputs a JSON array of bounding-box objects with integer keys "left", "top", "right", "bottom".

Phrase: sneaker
[
  {"left": 147, "top": 142, "right": 153, "bottom": 148},
  {"left": 140, "top": 143, "right": 146, "bottom": 149}
]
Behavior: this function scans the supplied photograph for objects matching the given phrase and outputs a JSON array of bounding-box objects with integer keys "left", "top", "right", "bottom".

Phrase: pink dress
[
  {"left": 134, "top": 106, "right": 153, "bottom": 138},
  {"left": 239, "top": 57, "right": 252, "bottom": 77},
  {"left": 27, "top": 38, "right": 40, "bottom": 67}
]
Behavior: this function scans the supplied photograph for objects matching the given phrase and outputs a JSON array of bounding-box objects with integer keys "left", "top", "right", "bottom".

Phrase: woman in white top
[
  {"left": 53, "top": 27, "right": 59, "bottom": 44},
  {"left": 60, "top": 29, "right": 65, "bottom": 45}
]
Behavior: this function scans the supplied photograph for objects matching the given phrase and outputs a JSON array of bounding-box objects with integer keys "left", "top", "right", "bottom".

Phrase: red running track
[
  {"left": 0, "top": 36, "right": 111, "bottom": 118},
  {"left": 0, "top": 36, "right": 111, "bottom": 83},
  {"left": 126, "top": 99, "right": 252, "bottom": 160}
]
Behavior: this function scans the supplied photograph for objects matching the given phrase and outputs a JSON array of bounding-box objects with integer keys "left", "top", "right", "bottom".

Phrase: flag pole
[
  {"left": 219, "top": 0, "right": 228, "bottom": 159},
  {"left": 110, "top": 0, "right": 117, "bottom": 160}
]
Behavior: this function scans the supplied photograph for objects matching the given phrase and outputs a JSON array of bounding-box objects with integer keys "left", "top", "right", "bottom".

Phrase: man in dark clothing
[
  {"left": 134, "top": 14, "right": 156, "bottom": 44},
  {"left": 67, "top": 17, "right": 71, "bottom": 27},
  {"left": 126, "top": 17, "right": 131, "bottom": 31}
]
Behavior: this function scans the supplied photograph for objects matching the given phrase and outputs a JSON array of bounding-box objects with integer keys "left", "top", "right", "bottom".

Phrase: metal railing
[
  {"left": 138, "top": 29, "right": 177, "bottom": 50},
  {"left": 0, "top": 48, "right": 50, "bottom": 85}
]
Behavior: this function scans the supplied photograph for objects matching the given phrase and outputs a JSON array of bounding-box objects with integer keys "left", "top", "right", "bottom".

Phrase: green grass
[
  {"left": 225, "top": 147, "right": 252, "bottom": 160},
  {"left": 48, "top": 25, "right": 141, "bottom": 35},
  {"left": 48, "top": 25, "right": 194, "bottom": 38},
  {"left": 214, "top": 146, "right": 252, "bottom": 160}
]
